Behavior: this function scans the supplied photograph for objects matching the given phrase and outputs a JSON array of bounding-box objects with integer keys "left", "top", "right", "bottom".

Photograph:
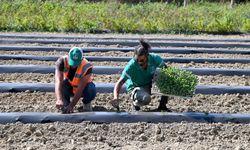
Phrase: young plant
[{"left": 155, "top": 67, "right": 198, "bottom": 97}]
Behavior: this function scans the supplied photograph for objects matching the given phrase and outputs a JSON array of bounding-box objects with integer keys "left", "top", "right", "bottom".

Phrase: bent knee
[
  {"left": 82, "top": 83, "right": 96, "bottom": 103},
  {"left": 141, "top": 94, "right": 151, "bottom": 105},
  {"left": 134, "top": 93, "right": 151, "bottom": 106}
]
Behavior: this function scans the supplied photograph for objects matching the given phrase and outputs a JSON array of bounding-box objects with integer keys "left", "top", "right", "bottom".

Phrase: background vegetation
[{"left": 0, "top": 0, "right": 250, "bottom": 34}]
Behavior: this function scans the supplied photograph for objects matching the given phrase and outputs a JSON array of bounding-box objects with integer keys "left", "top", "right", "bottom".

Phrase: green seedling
[{"left": 155, "top": 67, "right": 198, "bottom": 97}]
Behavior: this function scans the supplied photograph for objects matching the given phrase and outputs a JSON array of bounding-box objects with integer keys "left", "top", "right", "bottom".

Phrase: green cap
[{"left": 68, "top": 47, "right": 83, "bottom": 66}]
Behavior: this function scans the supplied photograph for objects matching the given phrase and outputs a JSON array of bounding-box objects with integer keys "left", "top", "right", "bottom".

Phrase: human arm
[
  {"left": 55, "top": 58, "right": 64, "bottom": 110},
  {"left": 55, "top": 68, "right": 64, "bottom": 110},
  {"left": 110, "top": 77, "right": 126, "bottom": 110},
  {"left": 152, "top": 54, "right": 167, "bottom": 82},
  {"left": 153, "top": 53, "right": 166, "bottom": 69},
  {"left": 110, "top": 60, "right": 133, "bottom": 109},
  {"left": 113, "top": 77, "right": 126, "bottom": 100}
]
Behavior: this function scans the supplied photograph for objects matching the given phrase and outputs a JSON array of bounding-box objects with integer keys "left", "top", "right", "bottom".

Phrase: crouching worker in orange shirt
[{"left": 55, "top": 47, "right": 96, "bottom": 113}]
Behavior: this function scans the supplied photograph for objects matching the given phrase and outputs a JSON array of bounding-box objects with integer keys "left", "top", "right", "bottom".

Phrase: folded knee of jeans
[
  {"left": 141, "top": 95, "right": 151, "bottom": 105},
  {"left": 83, "top": 92, "right": 96, "bottom": 103},
  {"left": 134, "top": 95, "right": 151, "bottom": 106}
]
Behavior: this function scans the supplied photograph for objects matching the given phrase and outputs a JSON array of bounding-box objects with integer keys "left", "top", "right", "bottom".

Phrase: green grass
[{"left": 0, "top": 0, "right": 250, "bottom": 34}]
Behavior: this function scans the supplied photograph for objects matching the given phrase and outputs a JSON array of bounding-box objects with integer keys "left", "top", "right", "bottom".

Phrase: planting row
[
  {"left": 0, "top": 73, "right": 249, "bottom": 86},
  {"left": 0, "top": 92, "right": 249, "bottom": 114}
]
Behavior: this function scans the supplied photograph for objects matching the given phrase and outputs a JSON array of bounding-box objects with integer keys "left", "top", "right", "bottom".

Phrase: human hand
[
  {"left": 56, "top": 99, "right": 64, "bottom": 110},
  {"left": 62, "top": 104, "right": 74, "bottom": 114},
  {"left": 109, "top": 99, "right": 121, "bottom": 111}
]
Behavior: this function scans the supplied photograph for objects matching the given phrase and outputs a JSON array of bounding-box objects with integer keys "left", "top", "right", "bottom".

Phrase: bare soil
[
  {"left": 1, "top": 59, "right": 250, "bottom": 69},
  {"left": 0, "top": 32, "right": 250, "bottom": 150},
  {"left": 0, "top": 73, "right": 249, "bottom": 86}
]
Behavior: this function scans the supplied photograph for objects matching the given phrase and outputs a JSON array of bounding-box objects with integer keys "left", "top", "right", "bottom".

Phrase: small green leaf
[{"left": 155, "top": 67, "right": 198, "bottom": 97}]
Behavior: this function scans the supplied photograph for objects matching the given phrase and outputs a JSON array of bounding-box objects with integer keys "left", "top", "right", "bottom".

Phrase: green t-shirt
[{"left": 121, "top": 53, "right": 165, "bottom": 92}]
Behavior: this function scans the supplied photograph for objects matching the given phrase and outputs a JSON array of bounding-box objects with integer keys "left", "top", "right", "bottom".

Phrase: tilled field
[
  {"left": 0, "top": 33, "right": 250, "bottom": 150},
  {"left": 1, "top": 59, "right": 250, "bottom": 69}
]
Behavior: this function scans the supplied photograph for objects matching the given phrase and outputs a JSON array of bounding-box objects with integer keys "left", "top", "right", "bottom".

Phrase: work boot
[
  {"left": 157, "top": 106, "right": 171, "bottom": 112},
  {"left": 131, "top": 104, "right": 140, "bottom": 112},
  {"left": 83, "top": 102, "right": 93, "bottom": 112},
  {"left": 132, "top": 99, "right": 141, "bottom": 111},
  {"left": 157, "top": 96, "right": 171, "bottom": 112},
  {"left": 134, "top": 106, "right": 140, "bottom": 111}
]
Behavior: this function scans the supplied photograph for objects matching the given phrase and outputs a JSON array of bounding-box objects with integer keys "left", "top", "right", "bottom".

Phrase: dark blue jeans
[{"left": 61, "top": 79, "right": 96, "bottom": 107}]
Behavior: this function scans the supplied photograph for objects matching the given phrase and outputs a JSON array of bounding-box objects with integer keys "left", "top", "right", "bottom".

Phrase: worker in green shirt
[{"left": 111, "top": 39, "right": 170, "bottom": 111}]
